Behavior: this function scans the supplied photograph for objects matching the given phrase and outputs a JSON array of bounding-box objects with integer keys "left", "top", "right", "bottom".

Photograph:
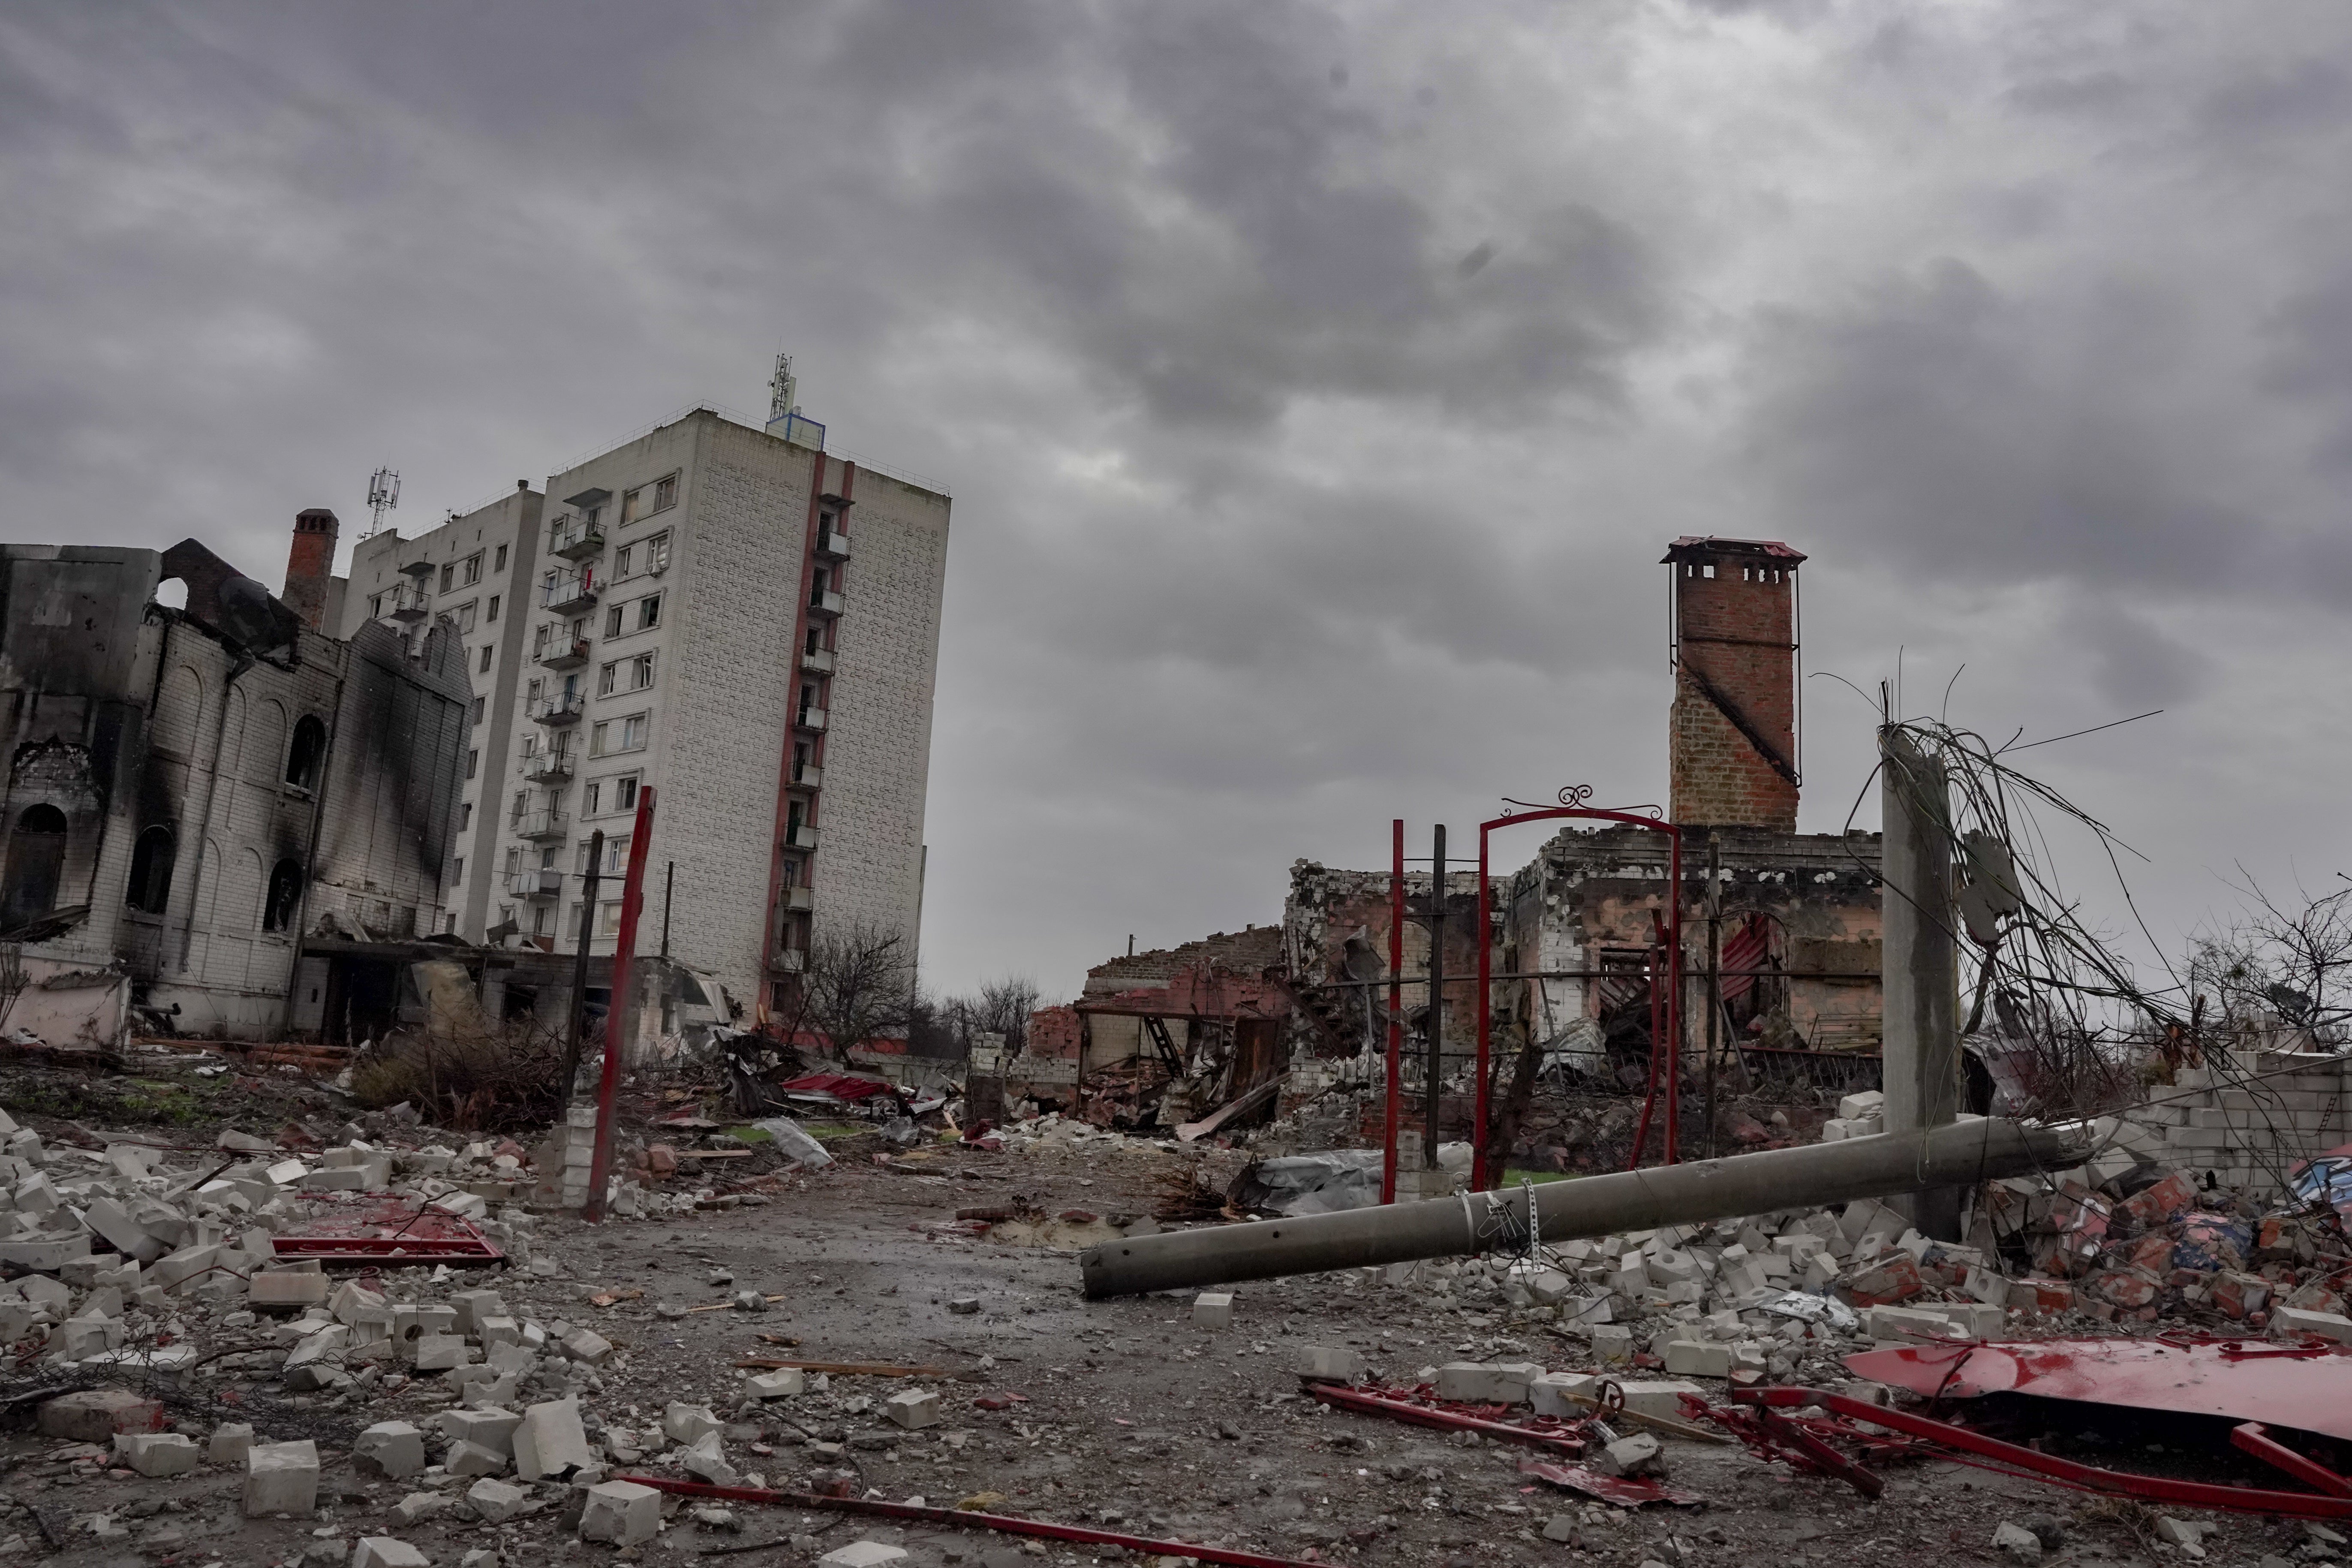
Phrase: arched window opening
[
  {"left": 1, "top": 805, "right": 68, "bottom": 928},
  {"left": 262, "top": 858, "right": 304, "bottom": 933},
  {"left": 126, "top": 825, "right": 175, "bottom": 914},
  {"left": 286, "top": 716, "right": 327, "bottom": 791}
]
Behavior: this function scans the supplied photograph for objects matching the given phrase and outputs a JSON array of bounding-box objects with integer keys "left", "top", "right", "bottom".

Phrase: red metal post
[
  {"left": 1475, "top": 828, "right": 1491, "bottom": 1189},
  {"left": 1383, "top": 819, "right": 1403, "bottom": 1205},
  {"left": 584, "top": 786, "right": 657, "bottom": 1222}
]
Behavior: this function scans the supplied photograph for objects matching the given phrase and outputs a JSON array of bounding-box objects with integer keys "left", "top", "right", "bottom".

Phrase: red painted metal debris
[
  {"left": 1724, "top": 1387, "right": 2352, "bottom": 1521},
  {"left": 614, "top": 1475, "right": 1329, "bottom": 1568},
  {"left": 1517, "top": 1458, "right": 1703, "bottom": 1507},
  {"left": 1307, "top": 1381, "right": 1591, "bottom": 1455},
  {"left": 271, "top": 1200, "right": 505, "bottom": 1269},
  {"left": 1843, "top": 1336, "right": 2352, "bottom": 1444},
  {"left": 2230, "top": 1422, "right": 2352, "bottom": 1497}
]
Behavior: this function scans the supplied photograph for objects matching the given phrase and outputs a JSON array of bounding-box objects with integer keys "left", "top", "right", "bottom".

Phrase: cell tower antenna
[
  {"left": 768, "top": 352, "right": 798, "bottom": 422},
  {"left": 364, "top": 468, "right": 400, "bottom": 539}
]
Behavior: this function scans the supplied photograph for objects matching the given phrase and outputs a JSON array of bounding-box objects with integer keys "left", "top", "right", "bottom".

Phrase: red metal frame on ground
[
  {"left": 1726, "top": 1387, "right": 2352, "bottom": 1520},
  {"left": 615, "top": 1475, "right": 1330, "bottom": 1568},
  {"left": 271, "top": 1202, "right": 505, "bottom": 1268},
  {"left": 1307, "top": 1381, "right": 1592, "bottom": 1455},
  {"left": 1475, "top": 798, "right": 1684, "bottom": 1187}
]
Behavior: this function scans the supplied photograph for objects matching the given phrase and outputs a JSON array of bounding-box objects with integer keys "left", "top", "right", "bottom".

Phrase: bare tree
[
  {"left": 2188, "top": 875, "right": 2352, "bottom": 1053},
  {"left": 801, "top": 922, "right": 916, "bottom": 1062},
  {"left": 972, "top": 975, "right": 1041, "bottom": 1052}
]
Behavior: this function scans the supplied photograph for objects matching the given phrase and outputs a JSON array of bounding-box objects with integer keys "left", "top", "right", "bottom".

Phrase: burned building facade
[{"left": 0, "top": 528, "right": 470, "bottom": 1044}]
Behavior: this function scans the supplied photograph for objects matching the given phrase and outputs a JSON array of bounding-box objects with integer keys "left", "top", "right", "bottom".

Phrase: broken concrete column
[
  {"left": 578, "top": 1479, "right": 662, "bottom": 1546},
  {"left": 1880, "top": 727, "right": 1963, "bottom": 1240},
  {"left": 244, "top": 1439, "right": 320, "bottom": 1517}
]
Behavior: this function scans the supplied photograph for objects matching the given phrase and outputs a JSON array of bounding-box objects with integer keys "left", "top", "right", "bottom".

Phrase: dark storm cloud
[{"left": 3, "top": 0, "right": 2350, "bottom": 993}]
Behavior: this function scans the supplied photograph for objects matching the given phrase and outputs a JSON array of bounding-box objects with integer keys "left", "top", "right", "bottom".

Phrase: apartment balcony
[
  {"left": 541, "top": 571, "right": 599, "bottom": 614},
  {"left": 531, "top": 691, "right": 585, "bottom": 725},
  {"left": 800, "top": 646, "right": 835, "bottom": 676},
  {"left": 508, "top": 868, "right": 563, "bottom": 899},
  {"left": 513, "top": 809, "right": 568, "bottom": 841},
  {"left": 815, "top": 529, "right": 851, "bottom": 561},
  {"left": 550, "top": 517, "right": 605, "bottom": 561},
  {"left": 523, "top": 749, "right": 574, "bottom": 784},
  {"left": 387, "top": 584, "right": 430, "bottom": 622},
  {"left": 791, "top": 762, "right": 822, "bottom": 790},
  {"left": 400, "top": 558, "right": 435, "bottom": 580},
  {"left": 785, "top": 823, "right": 819, "bottom": 852},
  {"left": 807, "top": 589, "right": 844, "bottom": 620},
  {"left": 771, "top": 948, "right": 807, "bottom": 974},
  {"left": 781, "top": 885, "right": 814, "bottom": 914},
  {"left": 539, "top": 635, "right": 590, "bottom": 671},
  {"left": 795, "top": 705, "right": 828, "bottom": 734}
]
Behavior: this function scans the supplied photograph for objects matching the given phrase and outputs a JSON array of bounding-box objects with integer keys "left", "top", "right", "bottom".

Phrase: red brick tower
[
  {"left": 283, "top": 509, "right": 339, "bottom": 630},
  {"left": 1664, "top": 536, "right": 1804, "bottom": 831}
]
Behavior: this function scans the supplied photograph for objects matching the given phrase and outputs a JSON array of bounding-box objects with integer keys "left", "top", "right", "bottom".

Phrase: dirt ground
[{"left": 0, "top": 1092, "right": 2335, "bottom": 1568}]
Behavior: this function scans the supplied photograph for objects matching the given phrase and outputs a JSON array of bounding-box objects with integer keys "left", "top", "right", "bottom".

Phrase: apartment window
[
  {"left": 504, "top": 846, "right": 519, "bottom": 875},
  {"left": 463, "top": 552, "right": 483, "bottom": 587},
  {"left": 598, "top": 660, "right": 617, "bottom": 698},
  {"left": 637, "top": 593, "right": 662, "bottom": 631},
  {"left": 470, "top": 696, "right": 486, "bottom": 726},
  {"left": 466, "top": 748, "right": 479, "bottom": 780},
  {"left": 623, "top": 713, "right": 648, "bottom": 750},
  {"left": 614, "top": 773, "right": 639, "bottom": 812},
  {"left": 478, "top": 644, "right": 492, "bottom": 675},
  {"left": 571, "top": 616, "right": 589, "bottom": 642},
  {"left": 628, "top": 652, "right": 655, "bottom": 692},
  {"left": 614, "top": 543, "right": 633, "bottom": 578},
  {"left": 527, "top": 678, "right": 543, "bottom": 707},
  {"left": 487, "top": 593, "right": 500, "bottom": 623},
  {"left": 599, "top": 900, "right": 625, "bottom": 937},
  {"left": 811, "top": 568, "right": 829, "bottom": 605},
  {"left": 494, "top": 544, "right": 508, "bottom": 572},
  {"left": 459, "top": 802, "right": 472, "bottom": 832},
  {"left": 439, "top": 563, "right": 455, "bottom": 593},
  {"left": 532, "top": 623, "right": 548, "bottom": 659},
  {"left": 518, "top": 732, "right": 538, "bottom": 761},
  {"left": 645, "top": 531, "right": 671, "bottom": 574},
  {"left": 792, "top": 741, "right": 809, "bottom": 780},
  {"left": 583, "top": 780, "right": 601, "bottom": 816},
  {"left": 453, "top": 857, "right": 463, "bottom": 885},
  {"left": 368, "top": 593, "right": 383, "bottom": 618},
  {"left": 454, "top": 601, "right": 478, "bottom": 634},
  {"left": 532, "top": 904, "right": 549, "bottom": 937},
  {"left": 622, "top": 473, "right": 678, "bottom": 525},
  {"left": 604, "top": 605, "right": 623, "bottom": 638},
  {"left": 590, "top": 721, "right": 608, "bottom": 755},
  {"left": 806, "top": 626, "right": 822, "bottom": 656}
]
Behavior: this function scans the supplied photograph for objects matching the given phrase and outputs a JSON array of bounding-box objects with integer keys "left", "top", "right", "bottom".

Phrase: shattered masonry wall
[
  {"left": 1284, "top": 862, "right": 1492, "bottom": 1056},
  {"left": 2137, "top": 1052, "right": 2352, "bottom": 1197},
  {"left": 811, "top": 459, "right": 948, "bottom": 976},
  {"left": 1078, "top": 926, "right": 1286, "bottom": 1072},
  {"left": 1506, "top": 823, "right": 1883, "bottom": 1052}
]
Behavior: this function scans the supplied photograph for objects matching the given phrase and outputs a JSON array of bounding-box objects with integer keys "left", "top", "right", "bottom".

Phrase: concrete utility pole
[
  {"left": 1880, "top": 728, "right": 1963, "bottom": 1239},
  {"left": 1080, "top": 1117, "right": 2079, "bottom": 1298}
]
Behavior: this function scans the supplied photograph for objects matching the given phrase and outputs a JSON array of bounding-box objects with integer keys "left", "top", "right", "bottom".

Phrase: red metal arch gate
[{"left": 1381, "top": 802, "right": 1686, "bottom": 1201}]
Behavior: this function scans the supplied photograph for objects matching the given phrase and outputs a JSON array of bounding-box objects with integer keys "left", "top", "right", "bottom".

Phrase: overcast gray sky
[{"left": 6, "top": 2, "right": 2348, "bottom": 1001}]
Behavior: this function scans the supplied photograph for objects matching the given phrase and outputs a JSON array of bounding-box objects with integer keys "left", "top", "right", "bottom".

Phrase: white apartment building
[
  {"left": 339, "top": 482, "right": 544, "bottom": 942},
  {"left": 346, "top": 406, "right": 949, "bottom": 1023}
]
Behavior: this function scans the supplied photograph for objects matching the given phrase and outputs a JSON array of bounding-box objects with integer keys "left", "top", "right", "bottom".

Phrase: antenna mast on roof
[
  {"left": 363, "top": 468, "right": 400, "bottom": 539},
  {"left": 768, "top": 352, "right": 798, "bottom": 422}
]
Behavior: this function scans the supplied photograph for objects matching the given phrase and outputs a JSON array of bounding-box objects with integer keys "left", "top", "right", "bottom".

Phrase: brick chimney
[
  {"left": 283, "top": 509, "right": 339, "bottom": 630},
  {"left": 1664, "top": 536, "right": 1805, "bottom": 831}
]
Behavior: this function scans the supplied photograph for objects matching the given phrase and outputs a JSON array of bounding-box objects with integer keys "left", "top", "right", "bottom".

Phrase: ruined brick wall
[
  {"left": 1668, "top": 545, "right": 1800, "bottom": 832},
  {"left": 1284, "top": 861, "right": 1494, "bottom": 1056}
]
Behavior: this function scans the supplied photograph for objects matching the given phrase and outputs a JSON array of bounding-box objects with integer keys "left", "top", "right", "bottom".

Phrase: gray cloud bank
[{"left": 3, "top": 1, "right": 2349, "bottom": 995}]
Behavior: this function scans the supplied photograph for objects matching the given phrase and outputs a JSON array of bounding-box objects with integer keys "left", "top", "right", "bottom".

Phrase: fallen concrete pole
[{"left": 1079, "top": 1117, "right": 2083, "bottom": 1299}]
